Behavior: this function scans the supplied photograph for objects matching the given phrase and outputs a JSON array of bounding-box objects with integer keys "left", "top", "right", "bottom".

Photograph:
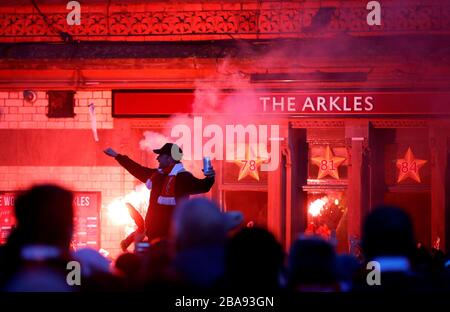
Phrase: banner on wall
[
  {"left": 0, "top": 192, "right": 101, "bottom": 249},
  {"left": 72, "top": 192, "right": 101, "bottom": 250}
]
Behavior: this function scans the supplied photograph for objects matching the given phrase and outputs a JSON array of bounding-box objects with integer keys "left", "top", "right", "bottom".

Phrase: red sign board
[
  {"left": 0, "top": 192, "right": 15, "bottom": 244},
  {"left": 72, "top": 192, "right": 101, "bottom": 250},
  {"left": 113, "top": 90, "right": 450, "bottom": 117},
  {"left": 0, "top": 192, "right": 100, "bottom": 250}
]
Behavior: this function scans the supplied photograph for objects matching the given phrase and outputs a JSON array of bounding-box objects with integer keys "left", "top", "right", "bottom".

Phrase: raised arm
[{"left": 104, "top": 147, "right": 156, "bottom": 183}]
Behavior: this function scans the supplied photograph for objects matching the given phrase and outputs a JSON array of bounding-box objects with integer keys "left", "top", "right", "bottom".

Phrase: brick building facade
[{"left": 1, "top": 1, "right": 450, "bottom": 258}]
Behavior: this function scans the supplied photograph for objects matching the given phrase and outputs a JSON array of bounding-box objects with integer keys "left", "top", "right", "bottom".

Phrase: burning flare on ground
[
  {"left": 106, "top": 184, "right": 149, "bottom": 236},
  {"left": 308, "top": 197, "right": 329, "bottom": 217}
]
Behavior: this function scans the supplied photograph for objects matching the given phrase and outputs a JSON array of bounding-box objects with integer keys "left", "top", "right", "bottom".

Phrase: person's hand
[
  {"left": 104, "top": 147, "right": 118, "bottom": 158},
  {"left": 202, "top": 167, "right": 215, "bottom": 178}
]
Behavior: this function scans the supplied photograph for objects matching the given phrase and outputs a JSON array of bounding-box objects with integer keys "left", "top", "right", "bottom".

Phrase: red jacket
[{"left": 115, "top": 154, "right": 215, "bottom": 241}]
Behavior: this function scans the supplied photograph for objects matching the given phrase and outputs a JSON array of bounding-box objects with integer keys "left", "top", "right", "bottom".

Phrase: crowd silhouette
[{"left": 0, "top": 184, "right": 449, "bottom": 295}]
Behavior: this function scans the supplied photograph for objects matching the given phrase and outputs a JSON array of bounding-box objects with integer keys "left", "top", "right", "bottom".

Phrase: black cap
[{"left": 153, "top": 143, "right": 183, "bottom": 160}]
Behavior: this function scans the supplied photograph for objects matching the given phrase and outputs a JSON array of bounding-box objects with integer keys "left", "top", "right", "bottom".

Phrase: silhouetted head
[
  {"left": 287, "top": 236, "right": 338, "bottom": 289},
  {"left": 362, "top": 205, "right": 415, "bottom": 260},
  {"left": 73, "top": 248, "right": 111, "bottom": 278},
  {"left": 115, "top": 252, "right": 142, "bottom": 278},
  {"left": 225, "top": 227, "right": 284, "bottom": 290},
  {"left": 13, "top": 184, "right": 73, "bottom": 249},
  {"left": 171, "top": 198, "right": 243, "bottom": 251},
  {"left": 335, "top": 254, "right": 361, "bottom": 282},
  {"left": 154, "top": 143, "right": 183, "bottom": 169}
]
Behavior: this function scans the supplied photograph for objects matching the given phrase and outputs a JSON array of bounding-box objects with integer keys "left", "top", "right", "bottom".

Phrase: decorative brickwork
[
  {"left": 0, "top": 1, "right": 449, "bottom": 42},
  {"left": 0, "top": 90, "right": 113, "bottom": 129}
]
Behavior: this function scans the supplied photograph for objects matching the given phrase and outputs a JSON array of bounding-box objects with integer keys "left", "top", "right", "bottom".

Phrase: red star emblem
[
  {"left": 396, "top": 147, "right": 427, "bottom": 183},
  {"left": 311, "top": 145, "right": 346, "bottom": 180},
  {"left": 230, "top": 145, "right": 267, "bottom": 181}
]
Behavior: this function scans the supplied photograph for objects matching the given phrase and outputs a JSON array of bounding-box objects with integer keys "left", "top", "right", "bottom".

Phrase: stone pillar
[
  {"left": 267, "top": 122, "right": 289, "bottom": 245},
  {"left": 430, "top": 124, "right": 448, "bottom": 251},
  {"left": 287, "top": 127, "right": 308, "bottom": 248},
  {"left": 345, "top": 120, "right": 370, "bottom": 254}
]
